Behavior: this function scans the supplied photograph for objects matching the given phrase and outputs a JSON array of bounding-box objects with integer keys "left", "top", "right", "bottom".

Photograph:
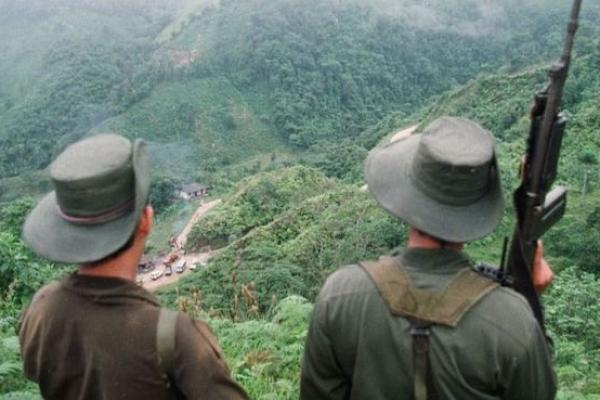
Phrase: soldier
[
  {"left": 19, "top": 134, "right": 248, "bottom": 399},
  {"left": 301, "top": 117, "right": 556, "bottom": 399}
]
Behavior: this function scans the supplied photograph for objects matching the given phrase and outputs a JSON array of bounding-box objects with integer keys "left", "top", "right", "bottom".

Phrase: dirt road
[
  {"left": 141, "top": 199, "right": 221, "bottom": 291},
  {"left": 177, "top": 198, "right": 222, "bottom": 245}
]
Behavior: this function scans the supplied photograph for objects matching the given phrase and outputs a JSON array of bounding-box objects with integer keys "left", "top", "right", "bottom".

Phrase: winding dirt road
[{"left": 142, "top": 199, "right": 221, "bottom": 291}]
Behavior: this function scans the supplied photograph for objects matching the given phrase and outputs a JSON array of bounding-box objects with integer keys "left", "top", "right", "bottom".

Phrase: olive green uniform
[
  {"left": 301, "top": 248, "right": 556, "bottom": 399},
  {"left": 19, "top": 273, "right": 248, "bottom": 400}
]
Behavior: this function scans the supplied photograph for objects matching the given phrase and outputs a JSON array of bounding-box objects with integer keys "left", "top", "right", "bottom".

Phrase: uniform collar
[
  {"left": 399, "top": 247, "right": 473, "bottom": 273},
  {"left": 61, "top": 272, "right": 160, "bottom": 306}
]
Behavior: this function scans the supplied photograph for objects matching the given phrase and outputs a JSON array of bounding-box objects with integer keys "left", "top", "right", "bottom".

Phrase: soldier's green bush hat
[
  {"left": 365, "top": 116, "right": 503, "bottom": 242},
  {"left": 22, "top": 134, "right": 150, "bottom": 264}
]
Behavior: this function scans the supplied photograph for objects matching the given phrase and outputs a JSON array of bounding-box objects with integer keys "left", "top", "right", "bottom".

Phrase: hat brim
[
  {"left": 22, "top": 140, "right": 150, "bottom": 264},
  {"left": 365, "top": 134, "right": 503, "bottom": 243}
]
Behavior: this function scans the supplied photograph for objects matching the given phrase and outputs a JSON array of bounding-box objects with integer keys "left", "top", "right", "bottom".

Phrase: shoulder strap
[
  {"left": 360, "top": 256, "right": 498, "bottom": 326},
  {"left": 410, "top": 320, "right": 433, "bottom": 400},
  {"left": 359, "top": 256, "right": 499, "bottom": 400},
  {"left": 157, "top": 308, "right": 179, "bottom": 388}
]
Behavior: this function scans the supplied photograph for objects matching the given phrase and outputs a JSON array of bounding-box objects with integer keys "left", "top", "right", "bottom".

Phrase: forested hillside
[
  {"left": 1, "top": 0, "right": 599, "bottom": 399},
  {"left": 1, "top": 0, "right": 599, "bottom": 197}
]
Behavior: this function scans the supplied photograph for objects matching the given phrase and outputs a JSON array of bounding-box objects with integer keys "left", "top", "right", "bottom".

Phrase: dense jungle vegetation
[{"left": 1, "top": 0, "right": 599, "bottom": 398}]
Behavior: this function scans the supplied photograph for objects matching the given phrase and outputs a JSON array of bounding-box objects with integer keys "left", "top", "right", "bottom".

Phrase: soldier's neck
[
  {"left": 407, "top": 227, "right": 464, "bottom": 251},
  {"left": 78, "top": 243, "right": 143, "bottom": 281}
]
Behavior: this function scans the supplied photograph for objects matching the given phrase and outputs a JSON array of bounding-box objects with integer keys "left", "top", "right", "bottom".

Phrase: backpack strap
[
  {"left": 157, "top": 308, "right": 179, "bottom": 388},
  {"left": 360, "top": 256, "right": 499, "bottom": 400},
  {"left": 410, "top": 319, "right": 433, "bottom": 400},
  {"left": 360, "top": 256, "right": 498, "bottom": 326}
]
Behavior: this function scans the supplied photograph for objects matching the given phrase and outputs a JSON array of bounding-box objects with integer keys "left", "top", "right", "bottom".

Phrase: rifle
[{"left": 505, "top": 0, "right": 583, "bottom": 333}]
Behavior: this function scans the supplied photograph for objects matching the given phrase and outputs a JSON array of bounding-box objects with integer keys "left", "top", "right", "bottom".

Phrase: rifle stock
[{"left": 506, "top": 0, "right": 583, "bottom": 332}]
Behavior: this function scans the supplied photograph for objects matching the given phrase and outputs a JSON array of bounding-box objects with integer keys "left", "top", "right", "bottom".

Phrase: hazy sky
[{"left": 347, "top": 0, "right": 570, "bottom": 37}]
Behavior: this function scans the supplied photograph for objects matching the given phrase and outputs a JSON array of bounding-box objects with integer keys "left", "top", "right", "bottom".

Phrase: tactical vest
[{"left": 359, "top": 256, "right": 499, "bottom": 400}]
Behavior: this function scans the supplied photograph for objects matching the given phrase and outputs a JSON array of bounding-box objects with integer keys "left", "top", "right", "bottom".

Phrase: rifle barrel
[
  {"left": 562, "top": 0, "right": 583, "bottom": 63},
  {"left": 527, "top": 0, "right": 582, "bottom": 209},
  {"left": 509, "top": 0, "right": 584, "bottom": 331}
]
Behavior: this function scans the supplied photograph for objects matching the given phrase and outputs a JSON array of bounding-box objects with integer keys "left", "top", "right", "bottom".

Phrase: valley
[{"left": 1, "top": 0, "right": 599, "bottom": 398}]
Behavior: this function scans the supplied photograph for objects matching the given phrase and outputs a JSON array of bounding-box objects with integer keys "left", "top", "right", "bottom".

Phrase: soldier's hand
[{"left": 532, "top": 241, "right": 554, "bottom": 294}]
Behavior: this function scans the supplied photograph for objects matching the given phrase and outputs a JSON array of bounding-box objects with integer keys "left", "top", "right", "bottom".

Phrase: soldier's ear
[{"left": 137, "top": 205, "right": 154, "bottom": 238}]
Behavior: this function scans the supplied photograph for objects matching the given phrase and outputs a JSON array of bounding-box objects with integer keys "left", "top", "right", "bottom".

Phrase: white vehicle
[
  {"left": 189, "top": 263, "right": 197, "bottom": 271},
  {"left": 174, "top": 259, "right": 187, "bottom": 274},
  {"left": 151, "top": 270, "right": 163, "bottom": 280},
  {"left": 135, "top": 276, "right": 144, "bottom": 286}
]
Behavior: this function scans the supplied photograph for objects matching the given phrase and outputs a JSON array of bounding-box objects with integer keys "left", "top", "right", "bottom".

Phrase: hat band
[{"left": 57, "top": 197, "right": 135, "bottom": 225}]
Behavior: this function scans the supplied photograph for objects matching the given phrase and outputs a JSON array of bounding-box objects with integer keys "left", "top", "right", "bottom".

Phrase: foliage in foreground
[
  {"left": 0, "top": 200, "right": 64, "bottom": 398},
  {"left": 0, "top": 200, "right": 67, "bottom": 326},
  {"left": 165, "top": 263, "right": 600, "bottom": 400},
  {"left": 4, "top": 268, "right": 600, "bottom": 399},
  {"left": 546, "top": 267, "right": 600, "bottom": 395},
  {"left": 179, "top": 294, "right": 312, "bottom": 400}
]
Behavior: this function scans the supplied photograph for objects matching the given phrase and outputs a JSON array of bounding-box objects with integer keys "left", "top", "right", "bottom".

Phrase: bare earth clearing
[{"left": 142, "top": 199, "right": 221, "bottom": 291}]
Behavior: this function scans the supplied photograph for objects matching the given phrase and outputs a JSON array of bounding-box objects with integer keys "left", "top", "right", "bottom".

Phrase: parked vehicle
[
  {"left": 164, "top": 264, "right": 173, "bottom": 276},
  {"left": 135, "top": 276, "right": 144, "bottom": 286},
  {"left": 174, "top": 259, "right": 187, "bottom": 274},
  {"left": 150, "top": 270, "right": 163, "bottom": 280}
]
